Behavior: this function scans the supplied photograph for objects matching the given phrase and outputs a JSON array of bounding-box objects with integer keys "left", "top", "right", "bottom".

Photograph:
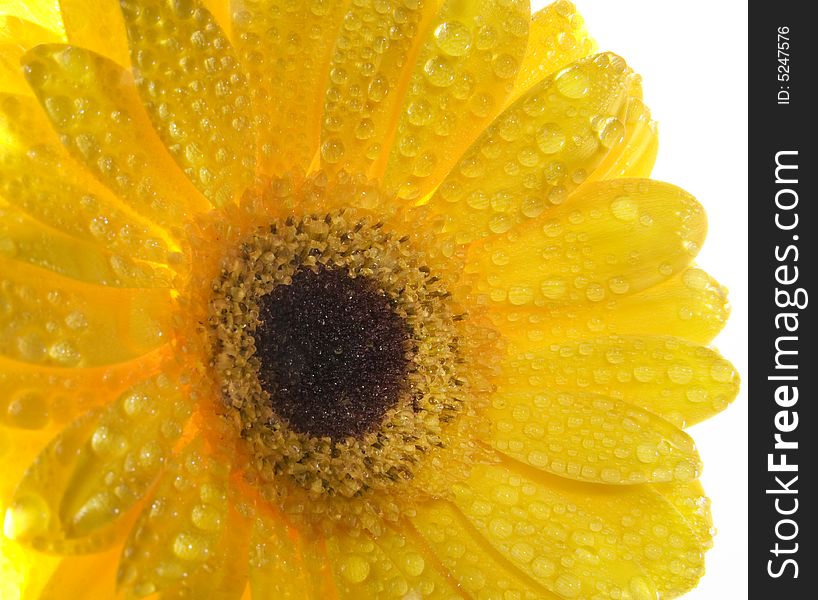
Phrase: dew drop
[
  {"left": 488, "top": 213, "right": 512, "bottom": 234},
  {"left": 367, "top": 74, "right": 389, "bottom": 101},
  {"left": 554, "top": 66, "right": 590, "bottom": 99},
  {"left": 510, "top": 542, "right": 534, "bottom": 563},
  {"left": 459, "top": 155, "right": 484, "bottom": 178},
  {"left": 636, "top": 444, "right": 658, "bottom": 464},
  {"left": 585, "top": 283, "right": 605, "bottom": 302},
  {"left": 69, "top": 492, "right": 116, "bottom": 536},
  {"left": 433, "top": 21, "right": 472, "bottom": 56},
  {"left": 521, "top": 195, "right": 546, "bottom": 218},
  {"left": 423, "top": 56, "right": 455, "bottom": 87},
  {"left": 528, "top": 450, "right": 549, "bottom": 468},
  {"left": 608, "top": 276, "right": 630, "bottom": 294},
  {"left": 674, "top": 460, "right": 697, "bottom": 481},
  {"left": 320, "top": 138, "right": 345, "bottom": 163},
  {"left": 48, "top": 340, "right": 81, "bottom": 365},
  {"left": 554, "top": 573, "right": 582, "bottom": 598},
  {"left": 667, "top": 364, "right": 694, "bottom": 384},
  {"left": 686, "top": 388, "right": 709, "bottom": 403},
  {"left": 633, "top": 365, "right": 655, "bottom": 382},
  {"left": 340, "top": 555, "right": 371, "bottom": 583},
  {"left": 402, "top": 552, "right": 425, "bottom": 577},
  {"left": 191, "top": 504, "right": 222, "bottom": 531},
  {"left": 412, "top": 152, "right": 435, "bottom": 178},
  {"left": 658, "top": 262, "right": 674, "bottom": 276},
  {"left": 122, "top": 392, "right": 147, "bottom": 417},
  {"left": 710, "top": 363, "right": 734, "bottom": 383},
  {"left": 488, "top": 517, "right": 513, "bottom": 539},
  {"left": 91, "top": 425, "right": 128, "bottom": 457},
  {"left": 173, "top": 531, "right": 209, "bottom": 562},
  {"left": 492, "top": 53, "right": 518, "bottom": 79},
  {"left": 490, "top": 190, "right": 512, "bottom": 212},
  {"left": 64, "top": 310, "right": 88, "bottom": 330},
  {"left": 354, "top": 118, "right": 375, "bottom": 140},
  {"left": 535, "top": 123, "right": 566, "bottom": 154},
  {"left": 3, "top": 493, "right": 50, "bottom": 540},
  {"left": 406, "top": 99, "right": 433, "bottom": 126},
  {"left": 598, "top": 116, "right": 625, "bottom": 148},
  {"left": 465, "top": 190, "right": 489, "bottom": 209},
  {"left": 310, "top": 0, "right": 331, "bottom": 16},
  {"left": 398, "top": 135, "right": 419, "bottom": 157},
  {"left": 611, "top": 196, "right": 639, "bottom": 221},
  {"left": 541, "top": 279, "right": 567, "bottom": 300},
  {"left": 508, "top": 286, "right": 534, "bottom": 306},
  {"left": 531, "top": 556, "right": 555, "bottom": 578},
  {"left": 683, "top": 268, "right": 709, "bottom": 290},
  {"left": 476, "top": 25, "right": 498, "bottom": 50}
]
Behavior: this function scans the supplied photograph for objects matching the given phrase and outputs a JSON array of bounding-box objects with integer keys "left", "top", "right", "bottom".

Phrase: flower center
[
  {"left": 254, "top": 267, "right": 409, "bottom": 440},
  {"left": 203, "top": 198, "right": 472, "bottom": 518}
]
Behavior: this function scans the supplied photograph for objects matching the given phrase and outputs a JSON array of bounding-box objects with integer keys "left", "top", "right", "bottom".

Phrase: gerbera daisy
[{"left": 0, "top": 0, "right": 738, "bottom": 598}]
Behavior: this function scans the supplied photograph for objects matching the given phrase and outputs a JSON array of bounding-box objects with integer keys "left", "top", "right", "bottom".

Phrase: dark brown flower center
[{"left": 253, "top": 267, "right": 410, "bottom": 441}]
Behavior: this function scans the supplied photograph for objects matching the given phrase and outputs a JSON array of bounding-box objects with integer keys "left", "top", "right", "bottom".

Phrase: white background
[{"left": 531, "top": 1, "right": 749, "bottom": 598}]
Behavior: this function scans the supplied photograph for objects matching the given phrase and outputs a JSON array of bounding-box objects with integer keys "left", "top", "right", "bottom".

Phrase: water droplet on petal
[
  {"left": 423, "top": 56, "right": 455, "bottom": 87},
  {"left": 434, "top": 21, "right": 472, "bottom": 56},
  {"left": 340, "top": 555, "right": 371, "bottom": 583},
  {"left": 598, "top": 116, "right": 625, "bottom": 148},
  {"left": 536, "top": 123, "right": 566, "bottom": 154},
  {"left": 555, "top": 65, "right": 591, "bottom": 99},
  {"left": 320, "top": 138, "right": 344, "bottom": 163},
  {"left": 3, "top": 493, "right": 51, "bottom": 540},
  {"left": 611, "top": 196, "right": 638, "bottom": 221}
]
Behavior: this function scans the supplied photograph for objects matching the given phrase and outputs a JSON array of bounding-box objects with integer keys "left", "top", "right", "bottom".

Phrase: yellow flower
[{"left": 0, "top": 0, "right": 738, "bottom": 598}]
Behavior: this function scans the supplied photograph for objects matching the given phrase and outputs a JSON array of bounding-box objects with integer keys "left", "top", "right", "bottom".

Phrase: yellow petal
[
  {"left": 0, "top": 350, "right": 169, "bottom": 431},
  {"left": 381, "top": 0, "right": 531, "bottom": 199},
  {"left": 20, "top": 45, "right": 211, "bottom": 235},
  {"left": 654, "top": 481, "right": 713, "bottom": 551},
  {"left": 58, "top": 0, "right": 130, "bottom": 67},
  {"left": 4, "top": 375, "right": 190, "bottom": 552},
  {"left": 0, "top": 532, "right": 60, "bottom": 600},
  {"left": 423, "top": 52, "right": 630, "bottom": 245},
  {"left": 248, "top": 512, "right": 335, "bottom": 600},
  {"left": 485, "top": 364, "right": 702, "bottom": 484},
  {"left": 510, "top": 336, "right": 739, "bottom": 429},
  {"left": 202, "top": 0, "right": 231, "bottom": 36},
  {"left": 117, "top": 440, "right": 236, "bottom": 598},
  {"left": 468, "top": 178, "right": 705, "bottom": 310},
  {"left": 0, "top": 260, "right": 172, "bottom": 368},
  {"left": 0, "top": 16, "right": 61, "bottom": 95},
  {"left": 318, "top": 0, "right": 443, "bottom": 174},
  {"left": 0, "top": 205, "right": 173, "bottom": 287},
  {"left": 37, "top": 543, "right": 121, "bottom": 600},
  {"left": 1, "top": 93, "right": 178, "bottom": 260},
  {"left": 452, "top": 462, "right": 706, "bottom": 598},
  {"left": 582, "top": 267, "right": 731, "bottom": 345},
  {"left": 0, "top": 0, "right": 65, "bottom": 37},
  {"left": 325, "top": 524, "right": 456, "bottom": 599},
  {"left": 0, "top": 147, "right": 172, "bottom": 263},
  {"left": 584, "top": 95, "right": 658, "bottom": 182},
  {"left": 0, "top": 424, "right": 57, "bottom": 507},
  {"left": 491, "top": 266, "right": 730, "bottom": 347},
  {"left": 410, "top": 499, "right": 554, "bottom": 598},
  {"left": 1, "top": 426, "right": 62, "bottom": 600},
  {"left": 119, "top": 0, "right": 255, "bottom": 205},
  {"left": 513, "top": 0, "right": 595, "bottom": 95},
  {"left": 230, "top": 0, "right": 350, "bottom": 174}
]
